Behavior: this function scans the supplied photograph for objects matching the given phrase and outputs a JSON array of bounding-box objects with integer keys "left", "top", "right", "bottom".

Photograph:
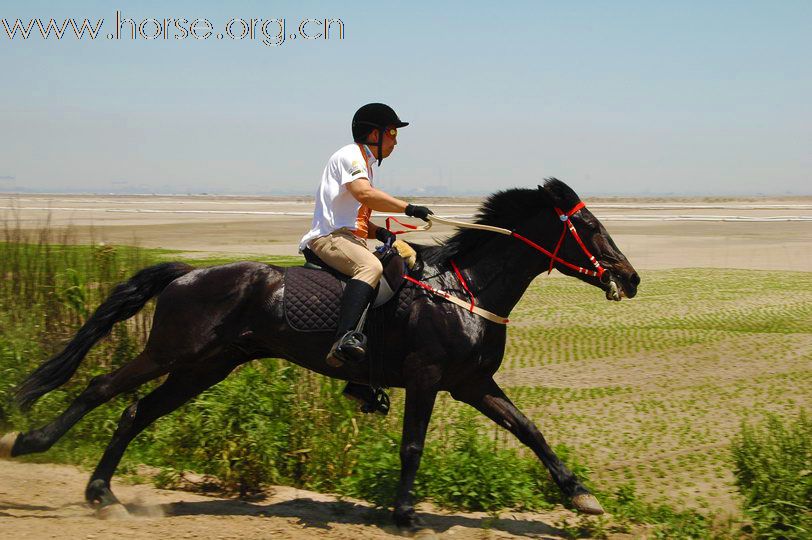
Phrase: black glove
[
  {"left": 405, "top": 204, "right": 434, "bottom": 222},
  {"left": 375, "top": 227, "right": 397, "bottom": 245}
]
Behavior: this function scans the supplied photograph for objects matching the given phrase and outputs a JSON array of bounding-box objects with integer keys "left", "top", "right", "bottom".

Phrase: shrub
[
  {"left": 602, "top": 482, "right": 710, "bottom": 539},
  {"left": 338, "top": 430, "right": 402, "bottom": 506},
  {"left": 341, "top": 408, "right": 577, "bottom": 512},
  {"left": 146, "top": 362, "right": 295, "bottom": 496},
  {"left": 731, "top": 410, "right": 811, "bottom": 539}
]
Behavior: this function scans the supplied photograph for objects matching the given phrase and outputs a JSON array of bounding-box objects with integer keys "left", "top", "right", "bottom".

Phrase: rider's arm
[{"left": 346, "top": 178, "right": 408, "bottom": 213}]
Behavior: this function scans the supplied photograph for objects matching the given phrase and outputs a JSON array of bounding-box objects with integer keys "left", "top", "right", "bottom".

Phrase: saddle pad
[{"left": 283, "top": 266, "right": 344, "bottom": 332}]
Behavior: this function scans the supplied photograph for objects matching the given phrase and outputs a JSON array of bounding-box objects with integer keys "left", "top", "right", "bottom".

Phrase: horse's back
[{"left": 145, "top": 261, "right": 283, "bottom": 362}]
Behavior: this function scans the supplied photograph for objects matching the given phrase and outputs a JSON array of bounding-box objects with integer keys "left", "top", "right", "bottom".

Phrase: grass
[
  {"left": 731, "top": 410, "right": 811, "bottom": 539},
  {"left": 497, "top": 268, "right": 812, "bottom": 520}
]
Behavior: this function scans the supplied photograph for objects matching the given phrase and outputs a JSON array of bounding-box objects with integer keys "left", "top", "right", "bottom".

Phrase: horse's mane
[{"left": 413, "top": 178, "right": 581, "bottom": 265}]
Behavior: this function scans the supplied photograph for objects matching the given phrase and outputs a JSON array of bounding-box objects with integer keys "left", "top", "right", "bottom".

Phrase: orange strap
[{"left": 353, "top": 144, "right": 373, "bottom": 239}]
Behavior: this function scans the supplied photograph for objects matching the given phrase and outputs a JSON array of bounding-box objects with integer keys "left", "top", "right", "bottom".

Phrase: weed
[{"left": 731, "top": 410, "right": 811, "bottom": 539}]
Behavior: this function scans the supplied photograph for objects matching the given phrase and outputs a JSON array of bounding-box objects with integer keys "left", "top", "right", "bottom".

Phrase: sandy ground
[
  {"left": 2, "top": 193, "right": 811, "bottom": 270},
  {"left": 0, "top": 460, "right": 639, "bottom": 539}
]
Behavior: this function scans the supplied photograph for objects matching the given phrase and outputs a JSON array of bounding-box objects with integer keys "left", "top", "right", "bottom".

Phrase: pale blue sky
[{"left": 1, "top": 1, "right": 809, "bottom": 195}]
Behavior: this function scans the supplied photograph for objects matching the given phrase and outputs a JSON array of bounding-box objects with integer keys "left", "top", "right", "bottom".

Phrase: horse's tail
[{"left": 14, "top": 262, "right": 194, "bottom": 411}]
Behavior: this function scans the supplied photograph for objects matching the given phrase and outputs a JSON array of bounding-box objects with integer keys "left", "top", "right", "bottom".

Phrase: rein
[{"left": 386, "top": 202, "right": 606, "bottom": 325}]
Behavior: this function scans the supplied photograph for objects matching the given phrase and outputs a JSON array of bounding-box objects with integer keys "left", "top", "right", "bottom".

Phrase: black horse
[{"left": 1, "top": 178, "right": 639, "bottom": 529}]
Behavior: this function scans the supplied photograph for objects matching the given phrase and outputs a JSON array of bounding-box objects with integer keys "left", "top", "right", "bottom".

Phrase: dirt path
[{"left": 0, "top": 461, "right": 643, "bottom": 539}]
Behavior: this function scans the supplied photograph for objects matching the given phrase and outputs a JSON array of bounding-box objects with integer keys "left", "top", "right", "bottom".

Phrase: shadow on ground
[{"left": 123, "top": 497, "right": 570, "bottom": 537}]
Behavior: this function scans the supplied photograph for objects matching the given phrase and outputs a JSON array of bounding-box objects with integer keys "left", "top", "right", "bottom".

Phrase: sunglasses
[{"left": 386, "top": 128, "right": 398, "bottom": 137}]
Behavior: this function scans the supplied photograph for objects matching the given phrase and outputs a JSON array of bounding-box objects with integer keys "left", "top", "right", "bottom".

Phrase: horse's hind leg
[
  {"left": 7, "top": 352, "right": 166, "bottom": 458},
  {"left": 452, "top": 377, "right": 604, "bottom": 515},
  {"left": 86, "top": 361, "right": 236, "bottom": 515}
]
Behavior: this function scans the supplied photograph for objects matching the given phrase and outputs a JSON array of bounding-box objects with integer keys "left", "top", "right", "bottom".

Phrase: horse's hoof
[
  {"left": 96, "top": 503, "right": 130, "bottom": 520},
  {"left": 394, "top": 508, "right": 435, "bottom": 537},
  {"left": 395, "top": 525, "right": 437, "bottom": 539},
  {"left": 0, "top": 432, "right": 19, "bottom": 459},
  {"left": 572, "top": 493, "right": 605, "bottom": 515}
]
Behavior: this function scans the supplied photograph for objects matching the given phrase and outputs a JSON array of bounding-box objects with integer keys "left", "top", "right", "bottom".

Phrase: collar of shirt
[
  {"left": 360, "top": 144, "right": 377, "bottom": 182},
  {"left": 360, "top": 144, "right": 375, "bottom": 164}
]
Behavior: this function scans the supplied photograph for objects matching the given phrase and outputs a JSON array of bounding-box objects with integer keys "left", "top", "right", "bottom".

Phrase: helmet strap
[
  {"left": 376, "top": 128, "right": 383, "bottom": 166},
  {"left": 357, "top": 127, "right": 385, "bottom": 166}
]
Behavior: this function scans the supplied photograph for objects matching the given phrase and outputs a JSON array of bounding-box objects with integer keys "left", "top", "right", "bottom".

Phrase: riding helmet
[{"left": 351, "top": 103, "right": 409, "bottom": 165}]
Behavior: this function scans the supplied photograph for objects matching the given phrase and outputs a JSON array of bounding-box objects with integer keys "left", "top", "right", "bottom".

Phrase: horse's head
[
  {"left": 535, "top": 179, "right": 640, "bottom": 301},
  {"left": 417, "top": 179, "right": 640, "bottom": 301}
]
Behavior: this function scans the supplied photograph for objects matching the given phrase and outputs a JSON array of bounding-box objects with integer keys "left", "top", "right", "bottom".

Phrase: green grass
[
  {"left": 731, "top": 411, "right": 811, "bottom": 539},
  {"left": 498, "top": 268, "right": 812, "bottom": 523},
  {"left": 156, "top": 251, "right": 305, "bottom": 268}
]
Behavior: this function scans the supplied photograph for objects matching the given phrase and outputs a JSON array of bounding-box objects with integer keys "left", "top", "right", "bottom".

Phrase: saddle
[{"left": 283, "top": 246, "right": 407, "bottom": 333}]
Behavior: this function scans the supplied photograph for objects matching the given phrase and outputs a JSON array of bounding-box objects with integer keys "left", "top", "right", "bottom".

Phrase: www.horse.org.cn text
[{"left": 1, "top": 10, "right": 345, "bottom": 47}]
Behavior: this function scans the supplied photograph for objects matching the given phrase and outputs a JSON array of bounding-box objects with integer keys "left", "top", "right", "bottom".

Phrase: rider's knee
[
  {"left": 371, "top": 258, "right": 383, "bottom": 279},
  {"left": 355, "top": 258, "right": 383, "bottom": 287}
]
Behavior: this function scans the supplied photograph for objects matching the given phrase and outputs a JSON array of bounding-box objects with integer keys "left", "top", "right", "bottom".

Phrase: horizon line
[{"left": 1, "top": 189, "right": 810, "bottom": 199}]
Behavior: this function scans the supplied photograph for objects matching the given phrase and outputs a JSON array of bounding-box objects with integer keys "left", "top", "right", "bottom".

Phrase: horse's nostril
[{"left": 629, "top": 273, "right": 640, "bottom": 287}]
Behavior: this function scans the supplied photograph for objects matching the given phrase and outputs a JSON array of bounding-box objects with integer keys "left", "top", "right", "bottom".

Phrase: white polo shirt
[{"left": 299, "top": 143, "right": 378, "bottom": 252}]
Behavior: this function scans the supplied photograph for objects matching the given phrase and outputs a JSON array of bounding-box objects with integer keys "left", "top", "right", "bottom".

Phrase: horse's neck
[{"left": 454, "top": 236, "right": 546, "bottom": 317}]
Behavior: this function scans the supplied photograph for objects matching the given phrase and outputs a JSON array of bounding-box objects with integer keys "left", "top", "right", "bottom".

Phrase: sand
[
  {"left": 2, "top": 193, "right": 811, "bottom": 271},
  {"left": 0, "top": 460, "right": 643, "bottom": 539}
]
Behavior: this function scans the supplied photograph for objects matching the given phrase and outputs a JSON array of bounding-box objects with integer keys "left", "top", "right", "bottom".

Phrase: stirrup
[
  {"left": 343, "top": 384, "right": 390, "bottom": 416},
  {"left": 326, "top": 330, "right": 368, "bottom": 368}
]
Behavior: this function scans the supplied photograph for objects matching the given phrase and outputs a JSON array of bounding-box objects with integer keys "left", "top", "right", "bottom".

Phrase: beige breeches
[{"left": 308, "top": 227, "right": 383, "bottom": 287}]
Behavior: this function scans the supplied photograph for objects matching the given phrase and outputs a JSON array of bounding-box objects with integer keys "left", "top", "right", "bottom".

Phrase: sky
[{"left": 1, "top": 1, "right": 810, "bottom": 196}]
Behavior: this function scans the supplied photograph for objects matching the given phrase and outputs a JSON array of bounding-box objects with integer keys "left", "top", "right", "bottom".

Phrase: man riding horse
[
  {"left": 2, "top": 111, "right": 641, "bottom": 527},
  {"left": 298, "top": 103, "right": 434, "bottom": 413}
]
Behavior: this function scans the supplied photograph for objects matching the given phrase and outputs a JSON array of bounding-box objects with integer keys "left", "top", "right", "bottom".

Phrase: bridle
[
  {"left": 387, "top": 201, "right": 607, "bottom": 280},
  {"left": 384, "top": 201, "right": 608, "bottom": 325},
  {"left": 519, "top": 202, "right": 606, "bottom": 280}
]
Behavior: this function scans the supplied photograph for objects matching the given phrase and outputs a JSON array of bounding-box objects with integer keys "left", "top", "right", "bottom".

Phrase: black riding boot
[
  {"left": 325, "top": 280, "right": 390, "bottom": 415},
  {"left": 326, "top": 279, "right": 376, "bottom": 368}
]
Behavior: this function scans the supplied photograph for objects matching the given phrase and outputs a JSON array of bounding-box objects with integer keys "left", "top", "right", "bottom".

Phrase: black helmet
[{"left": 352, "top": 103, "right": 408, "bottom": 165}]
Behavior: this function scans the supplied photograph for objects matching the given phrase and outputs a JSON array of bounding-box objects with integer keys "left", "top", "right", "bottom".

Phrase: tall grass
[
  {"left": 0, "top": 219, "right": 153, "bottom": 430},
  {"left": 732, "top": 410, "right": 811, "bottom": 539}
]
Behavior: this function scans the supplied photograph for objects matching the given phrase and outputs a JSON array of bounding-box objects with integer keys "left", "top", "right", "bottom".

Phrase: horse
[{"left": 0, "top": 178, "right": 639, "bottom": 530}]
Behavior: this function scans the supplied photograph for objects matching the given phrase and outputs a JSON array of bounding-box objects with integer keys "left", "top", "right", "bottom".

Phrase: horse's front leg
[
  {"left": 393, "top": 385, "right": 438, "bottom": 530},
  {"left": 452, "top": 377, "right": 604, "bottom": 515}
]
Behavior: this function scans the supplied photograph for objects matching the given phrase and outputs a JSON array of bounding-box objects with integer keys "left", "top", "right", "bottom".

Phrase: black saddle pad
[
  {"left": 284, "top": 266, "right": 344, "bottom": 332},
  {"left": 283, "top": 251, "right": 408, "bottom": 333}
]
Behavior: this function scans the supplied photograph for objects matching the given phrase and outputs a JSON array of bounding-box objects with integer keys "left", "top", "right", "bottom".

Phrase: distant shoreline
[{"left": 1, "top": 192, "right": 810, "bottom": 204}]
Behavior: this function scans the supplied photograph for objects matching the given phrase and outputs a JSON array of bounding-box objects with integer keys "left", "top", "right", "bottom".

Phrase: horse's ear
[{"left": 537, "top": 184, "right": 555, "bottom": 207}]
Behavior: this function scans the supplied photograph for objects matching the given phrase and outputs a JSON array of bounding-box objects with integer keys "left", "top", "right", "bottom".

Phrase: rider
[{"left": 298, "top": 103, "right": 433, "bottom": 412}]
